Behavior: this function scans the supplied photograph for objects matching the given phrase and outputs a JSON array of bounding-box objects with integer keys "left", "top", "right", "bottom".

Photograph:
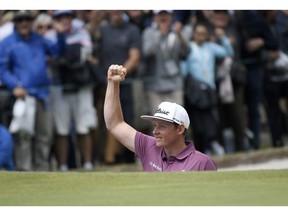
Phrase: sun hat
[{"left": 141, "top": 101, "right": 190, "bottom": 129}]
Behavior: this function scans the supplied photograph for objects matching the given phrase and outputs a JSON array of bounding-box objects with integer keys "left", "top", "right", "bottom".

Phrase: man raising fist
[{"left": 104, "top": 64, "right": 217, "bottom": 172}]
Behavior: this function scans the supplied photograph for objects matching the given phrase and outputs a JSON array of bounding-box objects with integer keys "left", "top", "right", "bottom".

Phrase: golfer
[{"left": 104, "top": 64, "right": 217, "bottom": 171}]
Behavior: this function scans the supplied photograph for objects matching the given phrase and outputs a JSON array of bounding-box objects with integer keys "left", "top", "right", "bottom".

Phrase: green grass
[{"left": 0, "top": 170, "right": 288, "bottom": 206}]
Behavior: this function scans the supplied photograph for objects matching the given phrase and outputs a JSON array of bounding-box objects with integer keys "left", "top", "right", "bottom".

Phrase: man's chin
[{"left": 155, "top": 141, "right": 164, "bottom": 148}]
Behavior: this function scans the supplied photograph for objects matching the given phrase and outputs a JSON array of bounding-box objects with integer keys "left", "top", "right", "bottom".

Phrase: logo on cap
[{"left": 155, "top": 108, "right": 170, "bottom": 115}]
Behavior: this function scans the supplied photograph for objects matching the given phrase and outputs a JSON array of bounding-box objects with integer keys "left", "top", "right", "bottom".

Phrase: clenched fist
[{"left": 107, "top": 64, "right": 127, "bottom": 82}]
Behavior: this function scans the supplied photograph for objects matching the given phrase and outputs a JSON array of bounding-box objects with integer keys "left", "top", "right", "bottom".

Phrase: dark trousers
[
  {"left": 218, "top": 85, "right": 246, "bottom": 152},
  {"left": 0, "top": 88, "right": 14, "bottom": 127},
  {"left": 186, "top": 101, "right": 220, "bottom": 153},
  {"left": 263, "top": 77, "right": 288, "bottom": 147},
  {"left": 118, "top": 83, "right": 135, "bottom": 163},
  {"left": 245, "top": 65, "right": 263, "bottom": 149}
]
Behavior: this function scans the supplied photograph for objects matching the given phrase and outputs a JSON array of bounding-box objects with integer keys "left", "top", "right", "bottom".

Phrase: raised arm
[{"left": 104, "top": 64, "right": 137, "bottom": 153}]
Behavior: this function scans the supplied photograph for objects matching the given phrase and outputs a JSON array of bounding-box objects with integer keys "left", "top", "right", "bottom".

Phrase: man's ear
[{"left": 177, "top": 124, "right": 186, "bottom": 135}]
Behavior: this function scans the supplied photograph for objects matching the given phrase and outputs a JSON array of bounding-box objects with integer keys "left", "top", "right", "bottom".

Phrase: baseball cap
[
  {"left": 141, "top": 101, "right": 190, "bottom": 129},
  {"left": 13, "top": 10, "right": 34, "bottom": 22},
  {"left": 53, "top": 10, "right": 74, "bottom": 18},
  {"left": 153, "top": 10, "right": 173, "bottom": 15}
]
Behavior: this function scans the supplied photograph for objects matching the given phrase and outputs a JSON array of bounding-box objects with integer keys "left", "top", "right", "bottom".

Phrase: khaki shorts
[{"left": 50, "top": 86, "right": 97, "bottom": 135}]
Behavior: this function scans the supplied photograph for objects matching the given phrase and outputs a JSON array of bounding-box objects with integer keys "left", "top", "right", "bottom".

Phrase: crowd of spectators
[{"left": 0, "top": 10, "right": 287, "bottom": 171}]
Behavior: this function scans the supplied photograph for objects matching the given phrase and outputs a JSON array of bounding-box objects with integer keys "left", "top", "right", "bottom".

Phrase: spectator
[
  {"left": 0, "top": 11, "right": 15, "bottom": 128},
  {"left": 33, "top": 12, "right": 53, "bottom": 35},
  {"left": 0, "top": 11, "right": 14, "bottom": 41},
  {"left": 141, "top": 10, "right": 190, "bottom": 124},
  {"left": 104, "top": 64, "right": 217, "bottom": 171},
  {"left": 125, "top": 10, "right": 153, "bottom": 33},
  {"left": 32, "top": 12, "right": 61, "bottom": 170},
  {"left": 210, "top": 10, "right": 248, "bottom": 153},
  {"left": 0, "top": 123, "right": 15, "bottom": 171},
  {"left": 236, "top": 10, "right": 279, "bottom": 150},
  {"left": 85, "top": 10, "right": 108, "bottom": 165},
  {"left": 0, "top": 10, "right": 63, "bottom": 171},
  {"left": 98, "top": 10, "right": 141, "bottom": 164},
  {"left": 262, "top": 10, "right": 288, "bottom": 148},
  {"left": 48, "top": 10, "right": 97, "bottom": 171},
  {"left": 181, "top": 22, "right": 234, "bottom": 156}
]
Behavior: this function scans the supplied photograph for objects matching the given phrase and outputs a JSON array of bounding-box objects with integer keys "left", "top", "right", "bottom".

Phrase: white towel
[{"left": 9, "top": 96, "right": 36, "bottom": 135}]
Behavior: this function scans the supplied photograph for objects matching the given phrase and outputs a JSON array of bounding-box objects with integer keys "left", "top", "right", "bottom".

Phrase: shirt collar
[{"left": 161, "top": 141, "right": 196, "bottom": 161}]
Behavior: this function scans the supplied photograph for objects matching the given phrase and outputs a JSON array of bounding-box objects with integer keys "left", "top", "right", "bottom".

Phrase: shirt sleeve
[
  {"left": 134, "top": 131, "right": 155, "bottom": 160},
  {"left": 0, "top": 41, "right": 20, "bottom": 89},
  {"left": 134, "top": 131, "right": 146, "bottom": 159},
  {"left": 204, "top": 159, "right": 218, "bottom": 171}
]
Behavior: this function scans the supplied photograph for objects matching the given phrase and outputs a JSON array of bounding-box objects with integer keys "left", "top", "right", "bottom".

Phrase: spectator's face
[
  {"left": 211, "top": 12, "right": 230, "bottom": 28},
  {"left": 55, "top": 14, "right": 72, "bottom": 33},
  {"left": 15, "top": 17, "right": 33, "bottom": 37},
  {"left": 266, "top": 10, "right": 278, "bottom": 22},
  {"left": 127, "top": 10, "right": 143, "bottom": 19},
  {"left": 155, "top": 13, "right": 172, "bottom": 25},
  {"left": 36, "top": 24, "right": 52, "bottom": 35},
  {"left": 108, "top": 10, "right": 124, "bottom": 25},
  {"left": 194, "top": 25, "right": 209, "bottom": 44},
  {"left": 87, "top": 10, "right": 104, "bottom": 24}
]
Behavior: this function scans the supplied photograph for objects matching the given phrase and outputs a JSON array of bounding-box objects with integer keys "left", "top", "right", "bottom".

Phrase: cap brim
[{"left": 140, "top": 115, "right": 174, "bottom": 123}]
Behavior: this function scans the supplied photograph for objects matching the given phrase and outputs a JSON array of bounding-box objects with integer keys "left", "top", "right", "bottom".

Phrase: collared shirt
[{"left": 135, "top": 132, "right": 217, "bottom": 172}]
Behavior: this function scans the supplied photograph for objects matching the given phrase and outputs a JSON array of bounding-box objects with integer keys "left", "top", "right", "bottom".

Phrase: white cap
[
  {"left": 153, "top": 10, "right": 173, "bottom": 15},
  {"left": 141, "top": 101, "right": 190, "bottom": 129}
]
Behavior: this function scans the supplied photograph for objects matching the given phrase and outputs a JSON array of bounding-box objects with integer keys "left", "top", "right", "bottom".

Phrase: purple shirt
[{"left": 135, "top": 132, "right": 217, "bottom": 172}]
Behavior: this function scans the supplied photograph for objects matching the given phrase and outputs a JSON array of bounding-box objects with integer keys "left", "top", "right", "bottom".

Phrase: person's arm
[
  {"left": 123, "top": 26, "right": 141, "bottom": 74},
  {"left": 123, "top": 47, "right": 140, "bottom": 74},
  {"left": 0, "top": 41, "right": 27, "bottom": 98},
  {"left": 210, "top": 28, "right": 234, "bottom": 58},
  {"left": 142, "top": 27, "right": 160, "bottom": 57},
  {"left": 104, "top": 64, "right": 137, "bottom": 153}
]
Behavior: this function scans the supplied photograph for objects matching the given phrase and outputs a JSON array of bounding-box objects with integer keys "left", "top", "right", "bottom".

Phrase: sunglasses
[{"left": 37, "top": 25, "right": 52, "bottom": 30}]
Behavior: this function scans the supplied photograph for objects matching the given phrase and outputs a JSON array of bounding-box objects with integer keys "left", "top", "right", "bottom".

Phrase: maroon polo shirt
[{"left": 135, "top": 132, "right": 217, "bottom": 171}]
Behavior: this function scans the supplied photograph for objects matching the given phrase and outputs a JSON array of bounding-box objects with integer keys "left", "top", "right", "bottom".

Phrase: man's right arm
[{"left": 104, "top": 64, "right": 137, "bottom": 153}]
